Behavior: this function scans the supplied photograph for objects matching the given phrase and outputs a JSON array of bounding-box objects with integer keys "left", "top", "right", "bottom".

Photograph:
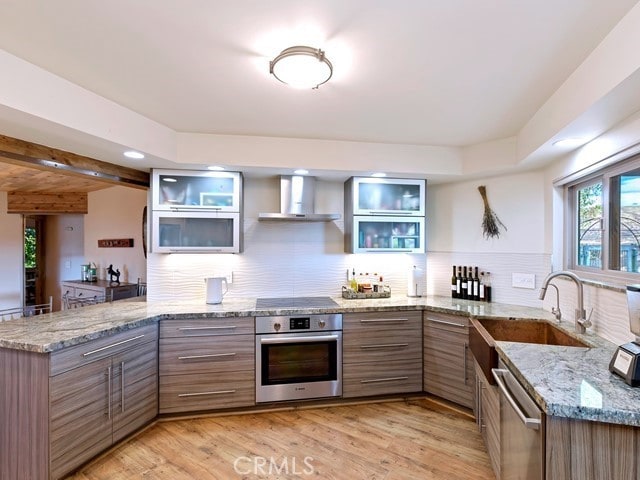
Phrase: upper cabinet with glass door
[
  {"left": 152, "top": 169, "right": 242, "bottom": 212},
  {"left": 346, "top": 177, "right": 425, "bottom": 216}
]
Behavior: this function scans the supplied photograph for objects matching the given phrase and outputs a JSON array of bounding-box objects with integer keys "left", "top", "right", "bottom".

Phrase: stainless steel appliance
[
  {"left": 493, "top": 362, "right": 544, "bottom": 480},
  {"left": 610, "top": 285, "right": 640, "bottom": 386},
  {"left": 256, "top": 312, "right": 342, "bottom": 403}
]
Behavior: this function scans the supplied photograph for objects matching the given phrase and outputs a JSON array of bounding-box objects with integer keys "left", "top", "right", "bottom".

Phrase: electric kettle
[{"left": 205, "top": 277, "right": 228, "bottom": 304}]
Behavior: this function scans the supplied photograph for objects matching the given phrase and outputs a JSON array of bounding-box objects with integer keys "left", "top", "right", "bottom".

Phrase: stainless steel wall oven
[{"left": 255, "top": 313, "right": 342, "bottom": 403}]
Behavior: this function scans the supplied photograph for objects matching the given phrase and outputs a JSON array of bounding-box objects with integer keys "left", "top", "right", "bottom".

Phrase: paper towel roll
[{"left": 407, "top": 265, "right": 421, "bottom": 297}]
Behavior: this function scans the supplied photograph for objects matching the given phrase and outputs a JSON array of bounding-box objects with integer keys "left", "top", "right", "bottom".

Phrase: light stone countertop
[{"left": 0, "top": 294, "right": 638, "bottom": 427}]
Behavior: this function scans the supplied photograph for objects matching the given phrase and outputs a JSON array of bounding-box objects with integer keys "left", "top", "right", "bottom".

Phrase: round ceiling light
[{"left": 269, "top": 46, "right": 333, "bottom": 89}]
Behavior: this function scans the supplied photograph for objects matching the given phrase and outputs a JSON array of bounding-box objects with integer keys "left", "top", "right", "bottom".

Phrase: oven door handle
[{"left": 260, "top": 334, "right": 340, "bottom": 344}]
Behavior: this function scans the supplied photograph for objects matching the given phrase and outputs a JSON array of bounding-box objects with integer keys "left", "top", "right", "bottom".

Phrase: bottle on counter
[
  {"left": 484, "top": 272, "right": 492, "bottom": 303},
  {"left": 456, "top": 266, "right": 462, "bottom": 298},
  {"left": 479, "top": 272, "right": 486, "bottom": 301},
  {"left": 472, "top": 266, "right": 480, "bottom": 301},
  {"left": 461, "top": 266, "right": 468, "bottom": 299},
  {"left": 451, "top": 265, "right": 458, "bottom": 298}
]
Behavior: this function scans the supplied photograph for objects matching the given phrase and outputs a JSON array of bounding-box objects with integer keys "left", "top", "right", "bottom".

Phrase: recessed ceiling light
[
  {"left": 207, "top": 166, "right": 225, "bottom": 171},
  {"left": 162, "top": 177, "right": 177, "bottom": 183},
  {"left": 371, "top": 172, "right": 387, "bottom": 178},
  {"left": 552, "top": 138, "right": 588, "bottom": 148},
  {"left": 294, "top": 169, "right": 309, "bottom": 175},
  {"left": 123, "top": 150, "right": 145, "bottom": 159}
]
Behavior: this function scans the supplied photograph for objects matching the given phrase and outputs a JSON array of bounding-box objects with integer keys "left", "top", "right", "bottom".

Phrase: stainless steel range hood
[{"left": 258, "top": 175, "right": 341, "bottom": 222}]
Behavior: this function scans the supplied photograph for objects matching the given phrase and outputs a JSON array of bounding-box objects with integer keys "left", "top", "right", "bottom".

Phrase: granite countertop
[{"left": 0, "top": 294, "right": 637, "bottom": 427}]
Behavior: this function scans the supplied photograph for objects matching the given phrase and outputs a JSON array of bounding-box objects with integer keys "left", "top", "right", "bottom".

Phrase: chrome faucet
[
  {"left": 546, "top": 283, "right": 562, "bottom": 322},
  {"left": 539, "top": 270, "right": 590, "bottom": 333}
]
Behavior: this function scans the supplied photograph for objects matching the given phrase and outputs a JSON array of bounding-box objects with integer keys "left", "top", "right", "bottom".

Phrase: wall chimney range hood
[{"left": 258, "top": 175, "right": 341, "bottom": 222}]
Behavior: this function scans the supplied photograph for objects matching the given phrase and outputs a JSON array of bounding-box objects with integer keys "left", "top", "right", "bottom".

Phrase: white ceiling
[{"left": 0, "top": 0, "right": 639, "bottom": 180}]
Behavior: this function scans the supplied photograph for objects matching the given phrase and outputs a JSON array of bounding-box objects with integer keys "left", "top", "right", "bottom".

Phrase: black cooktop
[{"left": 255, "top": 296, "right": 339, "bottom": 309}]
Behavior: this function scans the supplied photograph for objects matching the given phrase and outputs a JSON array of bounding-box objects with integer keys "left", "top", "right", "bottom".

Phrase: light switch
[{"left": 512, "top": 273, "right": 535, "bottom": 289}]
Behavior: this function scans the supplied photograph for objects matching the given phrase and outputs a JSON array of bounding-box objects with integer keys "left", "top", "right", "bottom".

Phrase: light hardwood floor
[{"left": 67, "top": 397, "right": 495, "bottom": 479}]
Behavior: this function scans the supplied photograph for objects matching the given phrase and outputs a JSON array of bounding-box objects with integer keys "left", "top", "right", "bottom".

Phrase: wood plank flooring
[{"left": 66, "top": 397, "right": 495, "bottom": 479}]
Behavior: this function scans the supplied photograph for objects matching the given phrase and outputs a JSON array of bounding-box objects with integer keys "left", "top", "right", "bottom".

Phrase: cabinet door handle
[
  {"left": 83, "top": 334, "right": 146, "bottom": 357},
  {"left": 360, "top": 376, "right": 409, "bottom": 384},
  {"left": 360, "top": 343, "right": 409, "bottom": 349},
  {"left": 121, "top": 361, "right": 126, "bottom": 413},
  {"left": 178, "top": 352, "right": 236, "bottom": 360},
  {"left": 427, "top": 318, "right": 466, "bottom": 328},
  {"left": 492, "top": 368, "right": 541, "bottom": 430},
  {"left": 178, "top": 326, "right": 237, "bottom": 331},
  {"left": 178, "top": 390, "right": 236, "bottom": 397},
  {"left": 359, "top": 318, "right": 409, "bottom": 324},
  {"left": 106, "top": 366, "right": 112, "bottom": 419}
]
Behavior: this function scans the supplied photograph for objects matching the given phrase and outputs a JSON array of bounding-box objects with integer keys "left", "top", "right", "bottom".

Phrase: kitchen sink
[{"left": 469, "top": 317, "right": 589, "bottom": 384}]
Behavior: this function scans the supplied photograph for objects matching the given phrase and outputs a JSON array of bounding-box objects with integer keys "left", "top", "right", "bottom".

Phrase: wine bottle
[
  {"left": 451, "top": 266, "right": 457, "bottom": 298},
  {"left": 484, "top": 271, "right": 492, "bottom": 303},
  {"left": 472, "top": 266, "right": 480, "bottom": 301},
  {"left": 456, "top": 266, "right": 462, "bottom": 298},
  {"left": 479, "top": 272, "right": 485, "bottom": 301},
  {"left": 461, "top": 266, "right": 468, "bottom": 299}
]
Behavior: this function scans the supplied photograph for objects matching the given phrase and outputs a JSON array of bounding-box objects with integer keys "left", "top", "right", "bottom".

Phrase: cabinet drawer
[
  {"left": 424, "top": 312, "right": 469, "bottom": 330},
  {"left": 343, "top": 311, "right": 422, "bottom": 334},
  {"left": 343, "top": 329, "right": 422, "bottom": 364},
  {"left": 50, "top": 324, "right": 158, "bottom": 376},
  {"left": 343, "top": 358, "right": 422, "bottom": 398},
  {"left": 160, "top": 317, "right": 254, "bottom": 338},
  {"left": 159, "top": 370, "right": 254, "bottom": 413},
  {"left": 160, "top": 335, "right": 254, "bottom": 375}
]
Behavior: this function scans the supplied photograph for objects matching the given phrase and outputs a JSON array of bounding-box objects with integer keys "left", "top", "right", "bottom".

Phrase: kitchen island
[{"left": 0, "top": 295, "right": 638, "bottom": 479}]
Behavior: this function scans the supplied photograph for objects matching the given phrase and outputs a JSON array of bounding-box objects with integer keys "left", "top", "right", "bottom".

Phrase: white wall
[
  {"left": 0, "top": 192, "right": 23, "bottom": 309},
  {"left": 147, "top": 177, "right": 427, "bottom": 302},
  {"left": 426, "top": 171, "right": 551, "bottom": 306},
  {"left": 45, "top": 214, "right": 84, "bottom": 311},
  {"left": 85, "top": 186, "right": 147, "bottom": 284}
]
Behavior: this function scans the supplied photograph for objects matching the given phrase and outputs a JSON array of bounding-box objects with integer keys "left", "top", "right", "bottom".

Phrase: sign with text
[{"left": 98, "top": 238, "right": 134, "bottom": 248}]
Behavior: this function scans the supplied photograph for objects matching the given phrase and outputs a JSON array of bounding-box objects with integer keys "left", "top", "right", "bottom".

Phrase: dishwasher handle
[{"left": 492, "top": 368, "right": 541, "bottom": 430}]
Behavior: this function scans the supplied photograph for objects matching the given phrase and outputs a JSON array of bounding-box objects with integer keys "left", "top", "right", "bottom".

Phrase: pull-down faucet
[{"left": 539, "top": 270, "right": 591, "bottom": 334}]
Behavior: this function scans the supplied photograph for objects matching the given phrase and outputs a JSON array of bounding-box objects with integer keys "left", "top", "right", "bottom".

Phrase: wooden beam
[
  {"left": 0, "top": 134, "right": 149, "bottom": 189},
  {"left": 7, "top": 192, "right": 88, "bottom": 214}
]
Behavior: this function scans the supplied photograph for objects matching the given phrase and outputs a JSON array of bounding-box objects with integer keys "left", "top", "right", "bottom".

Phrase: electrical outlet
[
  {"left": 219, "top": 270, "right": 233, "bottom": 284},
  {"left": 512, "top": 273, "right": 535, "bottom": 289}
]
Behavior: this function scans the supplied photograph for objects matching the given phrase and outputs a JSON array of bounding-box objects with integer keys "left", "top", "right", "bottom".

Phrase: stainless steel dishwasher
[{"left": 492, "top": 362, "right": 544, "bottom": 480}]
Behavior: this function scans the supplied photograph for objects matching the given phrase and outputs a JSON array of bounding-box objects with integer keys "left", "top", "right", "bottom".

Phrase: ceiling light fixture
[
  {"left": 294, "top": 169, "right": 309, "bottom": 175},
  {"left": 371, "top": 172, "right": 387, "bottom": 178},
  {"left": 207, "top": 166, "right": 225, "bottom": 171},
  {"left": 269, "top": 46, "right": 333, "bottom": 89},
  {"left": 123, "top": 150, "right": 145, "bottom": 159}
]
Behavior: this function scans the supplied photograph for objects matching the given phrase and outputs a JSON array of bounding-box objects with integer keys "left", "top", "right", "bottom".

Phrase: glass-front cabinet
[
  {"left": 152, "top": 212, "right": 241, "bottom": 253},
  {"left": 346, "top": 177, "right": 425, "bottom": 216},
  {"left": 347, "top": 216, "right": 425, "bottom": 253},
  {"left": 151, "top": 169, "right": 243, "bottom": 253},
  {"left": 344, "top": 176, "right": 426, "bottom": 253},
  {"left": 152, "top": 169, "right": 242, "bottom": 211}
]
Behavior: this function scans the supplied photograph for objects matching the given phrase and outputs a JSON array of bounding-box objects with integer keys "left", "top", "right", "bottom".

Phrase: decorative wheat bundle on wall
[{"left": 478, "top": 185, "right": 506, "bottom": 239}]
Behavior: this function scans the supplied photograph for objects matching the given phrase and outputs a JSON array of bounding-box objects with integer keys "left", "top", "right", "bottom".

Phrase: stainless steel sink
[{"left": 469, "top": 317, "right": 589, "bottom": 384}]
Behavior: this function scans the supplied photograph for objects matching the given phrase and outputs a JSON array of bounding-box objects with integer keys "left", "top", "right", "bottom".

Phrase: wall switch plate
[{"left": 512, "top": 273, "right": 535, "bottom": 289}]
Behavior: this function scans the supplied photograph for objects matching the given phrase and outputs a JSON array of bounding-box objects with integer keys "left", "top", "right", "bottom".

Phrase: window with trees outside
[{"left": 569, "top": 155, "right": 640, "bottom": 277}]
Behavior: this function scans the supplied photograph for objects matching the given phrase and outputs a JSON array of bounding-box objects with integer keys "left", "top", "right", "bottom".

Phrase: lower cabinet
[
  {"left": 423, "top": 312, "right": 474, "bottom": 408},
  {"left": 342, "top": 311, "right": 423, "bottom": 398},
  {"left": 474, "top": 359, "right": 500, "bottom": 478},
  {"left": 49, "top": 324, "right": 158, "bottom": 479},
  {"left": 158, "top": 317, "right": 255, "bottom": 413}
]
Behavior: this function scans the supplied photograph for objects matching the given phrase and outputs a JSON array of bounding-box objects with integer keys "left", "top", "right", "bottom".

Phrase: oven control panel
[{"left": 256, "top": 314, "right": 342, "bottom": 333}]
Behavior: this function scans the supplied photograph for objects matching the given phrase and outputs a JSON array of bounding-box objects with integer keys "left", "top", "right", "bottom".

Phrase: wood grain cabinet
[
  {"left": 159, "top": 317, "right": 255, "bottom": 413},
  {"left": 49, "top": 325, "right": 158, "bottom": 479},
  {"left": 342, "top": 311, "right": 423, "bottom": 398},
  {"left": 423, "top": 312, "right": 474, "bottom": 408},
  {"left": 473, "top": 359, "right": 500, "bottom": 478}
]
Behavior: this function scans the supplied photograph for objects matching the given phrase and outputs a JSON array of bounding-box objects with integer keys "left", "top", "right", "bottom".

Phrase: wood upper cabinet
[
  {"left": 49, "top": 325, "right": 158, "bottom": 479},
  {"left": 158, "top": 317, "right": 255, "bottom": 413},
  {"left": 342, "top": 311, "right": 423, "bottom": 398},
  {"left": 423, "top": 312, "right": 474, "bottom": 408}
]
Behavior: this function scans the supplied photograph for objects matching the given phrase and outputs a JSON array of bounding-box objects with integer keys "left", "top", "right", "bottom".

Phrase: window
[{"left": 568, "top": 155, "right": 640, "bottom": 277}]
